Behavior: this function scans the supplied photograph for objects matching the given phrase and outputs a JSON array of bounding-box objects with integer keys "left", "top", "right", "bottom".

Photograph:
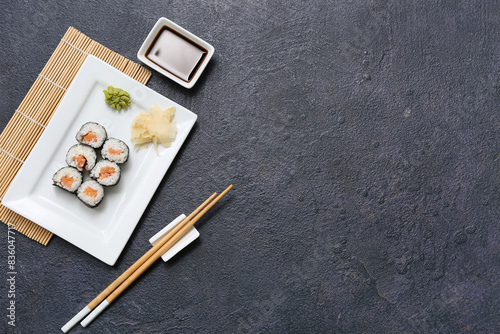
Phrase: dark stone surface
[{"left": 1, "top": 1, "right": 499, "bottom": 333}]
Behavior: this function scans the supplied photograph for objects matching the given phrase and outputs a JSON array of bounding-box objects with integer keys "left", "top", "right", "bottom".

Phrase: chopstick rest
[{"left": 149, "top": 214, "right": 200, "bottom": 262}]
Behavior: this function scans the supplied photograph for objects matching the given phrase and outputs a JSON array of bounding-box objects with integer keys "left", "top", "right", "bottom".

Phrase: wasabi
[{"left": 103, "top": 86, "right": 131, "bottom": 110}]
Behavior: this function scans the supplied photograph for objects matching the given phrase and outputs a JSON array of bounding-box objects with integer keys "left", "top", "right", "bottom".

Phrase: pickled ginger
[{"left": 130, "top": 104, "right": 177, "bottom": 152}]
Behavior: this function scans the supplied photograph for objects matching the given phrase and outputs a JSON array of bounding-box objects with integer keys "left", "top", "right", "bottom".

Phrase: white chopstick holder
[
  {"left": 61, "top": 306, "right": 91, "bottom": 332},
  {"left": 149, "top": 214, "right": 200, "bottom": 262}
]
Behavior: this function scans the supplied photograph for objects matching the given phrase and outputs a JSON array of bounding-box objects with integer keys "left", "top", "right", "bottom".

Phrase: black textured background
[{"left": 1, "top": 1, "right": 499, "bottom": 333}]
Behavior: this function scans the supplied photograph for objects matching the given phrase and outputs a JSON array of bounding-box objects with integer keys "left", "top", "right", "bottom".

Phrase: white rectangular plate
[{"left": 3, "top": 55, "right": 197, "bottom": 265}]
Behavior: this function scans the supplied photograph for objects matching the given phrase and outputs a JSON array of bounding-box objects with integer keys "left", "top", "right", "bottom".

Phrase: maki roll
[
  {"left": 65, "top": 144, "right": 97, "bottom": 171},
  {"left": 101, "top": 138, "right": 129, "bottom": 164},
  {"left": 90, "top": 160, "right": 121, "bottom": 186},
  {"left": 77, "top": 180, "right": 104, "bottom": 207},
  {"left": 76, "top": 122, "right": 107, "bottom": 148},
  {"left": 52, "top": 167, "right": 82, "bottom": 193}
]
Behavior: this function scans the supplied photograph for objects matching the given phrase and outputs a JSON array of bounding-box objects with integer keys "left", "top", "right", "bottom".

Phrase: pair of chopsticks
[{"left": 62, "top": 184, "right": 233, "bottom": 332}]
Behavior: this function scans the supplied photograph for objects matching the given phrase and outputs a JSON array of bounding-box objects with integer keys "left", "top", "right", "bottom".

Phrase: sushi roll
[
  {"left": 76, "top": 122, "right": 107, "bottom": 148},
  {"left": 77, "top": 180, "right": 104, "bottom": 207},
  {"left": 52, "top": 167, "right": 82, "bottom": 193},
  {"left": 65, "top": 144, "right": 97, "bottom": 171},
  {"left": 101, "top": 138, "right": 129, "bottom": 164},
  {"left": 90, "top": 160, "right": 121, "bottom": 186}
]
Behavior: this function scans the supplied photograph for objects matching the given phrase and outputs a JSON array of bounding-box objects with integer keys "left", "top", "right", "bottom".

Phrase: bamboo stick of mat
[{"left": 61, "top": 185, "right": 233, "bottom": 332}]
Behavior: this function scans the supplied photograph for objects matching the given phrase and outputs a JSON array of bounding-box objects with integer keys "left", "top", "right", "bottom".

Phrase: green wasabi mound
[{"left": 103, "top": 86, "right": 131, "bottom": 110}]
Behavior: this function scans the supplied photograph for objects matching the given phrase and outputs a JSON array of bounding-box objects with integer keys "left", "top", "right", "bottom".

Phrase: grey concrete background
[{"left": 1, "top": 1, "right": 499, "bottom": 333}]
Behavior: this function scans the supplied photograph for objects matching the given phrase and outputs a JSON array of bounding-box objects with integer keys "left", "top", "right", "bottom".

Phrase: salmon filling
[
  {"left": 83, "top": 131, "right": 98, "bottom": 143},
  {"left": 99, "top": 166, "right": 116, "bottom": 180},
  {"left": 72, "top": 155, "right": 87, "bottom": 168},
  {"left": 84, "top": 187, "right": 98, "bottom": 198},
  {"left": 108, "top": 147, "right": 123, "bottom": 155},
  {"left": 61, "top": 176, "right": 74, "bottom": 188}
]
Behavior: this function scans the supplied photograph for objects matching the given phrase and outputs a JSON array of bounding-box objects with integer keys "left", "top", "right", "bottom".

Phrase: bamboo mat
[{"left": 0, "top": 27, "right": 151, "bottom": 245}]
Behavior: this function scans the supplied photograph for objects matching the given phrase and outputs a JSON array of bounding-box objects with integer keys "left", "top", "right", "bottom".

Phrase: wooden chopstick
[
  {"left": 62, "top": 185, "right": 233, "bottom": 332},
  {"left": 105, "top": 184, "right": 233, "bottom": 304},
  {"left": 80, "top": 184, "right": 233, "bottom": 327},
  {"left": 88, "top": 192, "right": 218, "bottom": 310},
  {"left": 62, "top": 191, "right": 216, "bottom": 332}
]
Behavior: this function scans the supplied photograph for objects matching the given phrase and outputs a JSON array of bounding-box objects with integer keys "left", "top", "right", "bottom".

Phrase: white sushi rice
[
  {"left": 90, "top": 160, "right": 121, "bottom": 186},
  {"left": 101, "top": 138, "right": 129, "bottom": 164},
  {"left": 77, "top": 180, "right": 104, "bottom": 207},
  {"left": 75, "top": 122, "right": 107, "bottom": 148},
  {"left": 52, "top": 167, "right": 82, "bottom": 193},
  {"left": 65, "top": 144, "right": 97, "bottom": 171}
]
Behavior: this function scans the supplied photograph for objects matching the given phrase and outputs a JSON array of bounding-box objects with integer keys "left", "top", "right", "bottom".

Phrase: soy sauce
[{"left": 146, "top": 26, "right": 207, "bottom": 82}]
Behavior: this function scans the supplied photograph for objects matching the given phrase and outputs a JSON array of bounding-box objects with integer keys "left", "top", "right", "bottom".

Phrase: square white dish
[
  {"left": 137, "top": 17, "right": 214, "bottom": 89},
  {"left": 2, "top": 55, "right": 197, "bottom": 265}
]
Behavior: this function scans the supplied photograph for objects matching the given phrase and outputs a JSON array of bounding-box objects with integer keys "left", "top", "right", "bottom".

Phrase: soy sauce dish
[{"left": 137, "top": 17, "right": 215, "bottom": 89}]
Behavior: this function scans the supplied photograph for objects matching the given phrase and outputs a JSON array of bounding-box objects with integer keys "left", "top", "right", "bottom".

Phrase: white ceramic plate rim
[
  {"left": 2, "top": 55, "right": 197, "bottom": 265},
  {"left": 137, "top": 17, "right": 215, "bottom": 89}
]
